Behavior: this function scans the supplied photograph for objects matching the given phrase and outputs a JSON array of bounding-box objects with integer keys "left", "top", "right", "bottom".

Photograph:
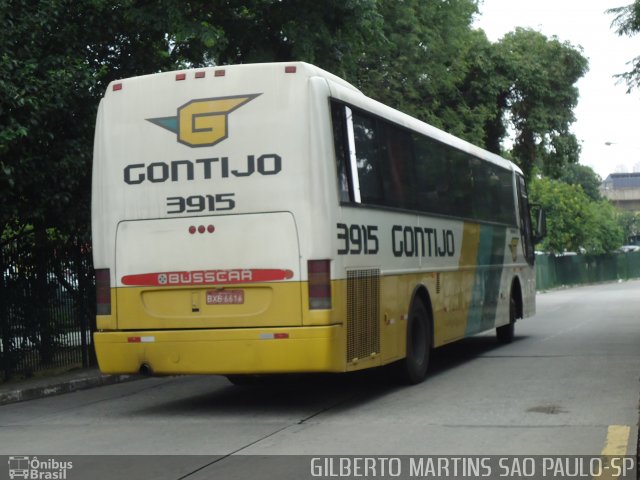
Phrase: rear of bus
[{"left": 92, "top": 62, "right": 349, "bottom": 376}]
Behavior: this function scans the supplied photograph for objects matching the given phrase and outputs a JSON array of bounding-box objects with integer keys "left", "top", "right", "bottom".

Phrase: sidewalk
[{"left": 0, "top": 368, "right": 141, "bottom": 406}]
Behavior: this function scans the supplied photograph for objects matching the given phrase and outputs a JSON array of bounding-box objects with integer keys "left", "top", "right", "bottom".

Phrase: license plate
[{"left": 206, "top": 290, "right": 244, "bottom": 305}]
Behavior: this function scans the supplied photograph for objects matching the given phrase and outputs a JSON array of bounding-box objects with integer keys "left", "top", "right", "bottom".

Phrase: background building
[{"left": 600, "top": 172, "right": 640, "bottom": 212}]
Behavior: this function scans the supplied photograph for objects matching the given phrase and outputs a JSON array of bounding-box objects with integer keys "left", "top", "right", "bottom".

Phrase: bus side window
[
  {"left": 517, "top": 175, "right": 535, "bottom": 264},
  {"left": 350, "top": 111, "right": 386, "bottom": 205},
  {"left": 448, "top": 151, "right": 473, "bottom": 219},
  {"left": 331, "top": 102, "right": 352, "bottom": 203},
  {"left": 413, "top": 133, "right": 451, "bottom": 215},
  {"left": 383, "top": 126, "right": 414, "bottom": 210}
]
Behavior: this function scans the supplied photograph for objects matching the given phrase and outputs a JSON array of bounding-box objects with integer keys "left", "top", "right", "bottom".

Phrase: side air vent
[{"left": 346, "top": 269, "right": 380, "bottom": 363}]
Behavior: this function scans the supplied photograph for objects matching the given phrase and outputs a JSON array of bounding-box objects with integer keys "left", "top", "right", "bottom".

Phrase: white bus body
[{"left": 92, "top": 62, "right": 538, "bottom": 382}]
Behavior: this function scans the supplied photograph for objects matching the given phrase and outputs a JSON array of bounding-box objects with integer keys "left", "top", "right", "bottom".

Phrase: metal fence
[
  {"left": 0, "top": 232, "right": 95, "bottom": 382},
  {"left": 536, "top": 252, "right": 640, "bottom": 290}
]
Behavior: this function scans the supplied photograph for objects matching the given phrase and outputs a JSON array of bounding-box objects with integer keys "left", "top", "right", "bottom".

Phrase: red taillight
[
  {"left": 112, "top": 83, "right": 122, "bottom": 91},
  {"left": 214, "top": 70, "right": 225, "bottom": 77},
  {"left": 175, "top": 73, "right": 186, "bottom": 81},
  {"left": 285, "top": 66, "right": 297, "bottom": 74},
  {"left": 308, "top": 260, "right": 331, "bottom": 310},
  {"left": 195, "top": 71, "right": 205, "bottom": 79},
  {"left": 95, "top": 268, "right": 111, "bottom": 315}
]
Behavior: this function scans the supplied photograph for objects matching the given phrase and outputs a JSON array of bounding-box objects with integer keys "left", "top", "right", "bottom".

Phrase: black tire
[
  {"left": 496, "top": 295, "right": 516, "bottom": 344},
  {"left": 397, "top": 299, "right": 432, "bottom": 384}
]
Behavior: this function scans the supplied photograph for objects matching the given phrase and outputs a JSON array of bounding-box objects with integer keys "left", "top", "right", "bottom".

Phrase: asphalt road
[{"left": 1, "top": 280, "right": 639, "bottom": 479}]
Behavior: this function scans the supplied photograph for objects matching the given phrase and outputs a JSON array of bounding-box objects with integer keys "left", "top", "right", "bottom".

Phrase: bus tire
[
  {"left": 496, "top": 295, "right": 516, "bottom": 344},
  {"left": 397, "top": 299, "right": 432, "bottom": 384}
]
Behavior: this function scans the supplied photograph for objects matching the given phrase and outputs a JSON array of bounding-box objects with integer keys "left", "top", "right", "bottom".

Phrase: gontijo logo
[{"left": 147, "top": 94, "right": 261, "bottom": 148}]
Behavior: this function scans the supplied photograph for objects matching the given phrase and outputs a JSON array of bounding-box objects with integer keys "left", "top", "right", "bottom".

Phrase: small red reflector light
[
  {"left": 195, "top": 71, "right": 205, "bottom": 78},
  {"left": 189, "top": 226, "right": 196, "bottom": 234},
  {"left": 95, "top": 268, "right": 111, "bottom": 315},
  {"left": 198, "top": 225, "right": 205, "bottom": 234},
  {"left": 128, "top": 337, "right": 141, "bottom": 343},
  {"left": 285, "top": 66, "right": 297, "bottom": 74},
  {"left": 214, "top": 70, "right": 225, "bottom": 77},
  {"left": 176, "top": 73, "right": 186, "bottom": 81},
  {"left": 274, "top": 333, "right": 289, "bottom": 339},
  {"left": 308, "top": 260, "right": 331, "bottom": 310},
  {"left": 207, "top": 225, "right": 215, "bottom": 233},
  {"left": 112, "top": 83, "right": 122, "bottom": 91}
]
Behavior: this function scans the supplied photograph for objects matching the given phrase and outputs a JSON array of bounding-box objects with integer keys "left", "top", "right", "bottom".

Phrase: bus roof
[
  {"left": 105, "top": 61, "right": 521, "bottom": 177},
  {"left": 107, "top": 61, "right": 362, "bottom": 96}
]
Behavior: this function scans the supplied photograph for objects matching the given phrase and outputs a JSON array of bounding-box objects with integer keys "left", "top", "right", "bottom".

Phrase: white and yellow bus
[{"left": 92, "top": 62, "right": 544, "bottom": 383}]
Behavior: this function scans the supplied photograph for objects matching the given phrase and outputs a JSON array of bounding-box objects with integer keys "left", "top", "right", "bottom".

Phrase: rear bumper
[{"left": 94, "top": 325, "right": 345, "bottom": 375}]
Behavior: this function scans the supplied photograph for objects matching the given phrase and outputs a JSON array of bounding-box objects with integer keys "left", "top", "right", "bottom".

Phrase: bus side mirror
[{"left": 531, "top": 204, "right": 546, "bottom": 244}]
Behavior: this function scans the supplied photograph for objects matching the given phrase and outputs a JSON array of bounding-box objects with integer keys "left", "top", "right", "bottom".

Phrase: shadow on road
[
  {"left": 132, "top": 333, "right": 527, "bottom": 418},
  {"left": 429, "top": 333, "right": 529, "bottom": 377}
]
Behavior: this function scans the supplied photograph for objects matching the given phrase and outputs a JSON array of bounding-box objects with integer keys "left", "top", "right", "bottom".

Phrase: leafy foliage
[
  {"left": 348, "top": 0, "right": 491, "bottom": 145},
  {"left": 530, "top": 177, "right": 590, "bottom": 253},
  {"left": 492, "top": 29, "right": 588, "bottom": 179},
  {"left": 583, "top": 200, "right": 624, "bottom": 254},
  {"left": 558, "top": 164, "right": 602, "bottom": 202},
  {"left": 609, "top": 0, "right": 640, "bottom": 91},
  {"left": 617, "top": 210, "right": 640, "bottom": 243},
  {"left": 530, "top": 176, "right": 624, "bottom": 254}
]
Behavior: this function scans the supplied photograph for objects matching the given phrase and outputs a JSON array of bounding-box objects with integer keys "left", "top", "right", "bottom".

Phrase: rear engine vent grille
[{"left": 346, "top": 269, "right": 380, "bottom": 363}]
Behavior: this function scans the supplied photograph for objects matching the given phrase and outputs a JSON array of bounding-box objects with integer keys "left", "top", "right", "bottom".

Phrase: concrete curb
[{"left": 0, "top": 372, "right": 141, "bottom": 406}]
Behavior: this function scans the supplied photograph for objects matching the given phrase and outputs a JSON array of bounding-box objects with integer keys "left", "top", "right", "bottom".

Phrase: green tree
[
  {"left": 609, "top": 0, "right": 640, "bottom": 91},
  {"left": 559, "top": 164, "right": 602, "bottom": 202},
  {"left": 205, "top": 0, "right": 381, "bottom": 76},
  {"left": 530, "top": 176, "right": 624, "bottom": 254},
  {"left": 529, "top": 177, "right": 592, "bottom": 253},
  {"left": 344, "top": 0, "right": 491, "bottom": 145},
  {"left": 582, "top": 200, "right": 624, "bottom": 253},
  {"left": 617, "top": 210, "right": 640, "bottom": 243},
  {"left": 465, "top": 31, "right": 510, "bottom": 155},
  {"left": 491, "top": 29, "right": 588, "bottom": 179}
]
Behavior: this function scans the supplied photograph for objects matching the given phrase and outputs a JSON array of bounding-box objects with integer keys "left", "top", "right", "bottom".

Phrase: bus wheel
[
  {"left": 397, "top": 299, "right": 432, "bottom": 384},
  {"left": 496, "top": 295, "right": 516, "bottom": 344}
]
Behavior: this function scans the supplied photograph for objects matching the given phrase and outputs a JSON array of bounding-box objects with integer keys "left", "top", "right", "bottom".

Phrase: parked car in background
[{"left": 617, "top": 245, "right": 640, "bottom": 253}]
